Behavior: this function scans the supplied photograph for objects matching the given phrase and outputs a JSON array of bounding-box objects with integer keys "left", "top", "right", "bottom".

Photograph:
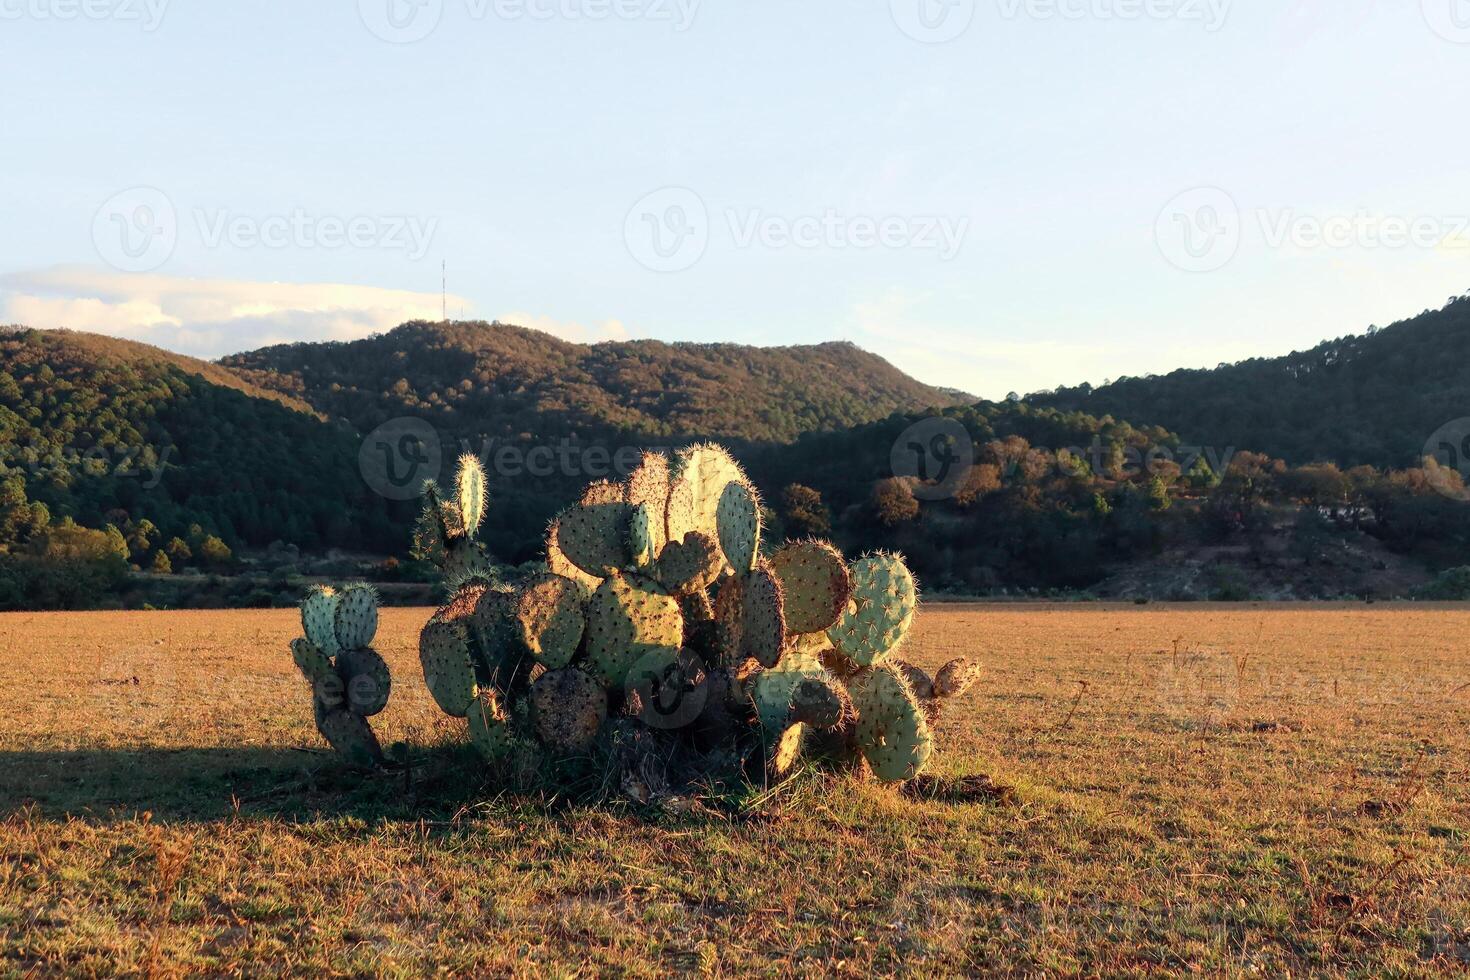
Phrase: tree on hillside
[
  {"left": 871, "top": 478, "right": 920, "bottom": 527},
  {"left": 781, "top": 484, "right": 831, "bottom": 537}
]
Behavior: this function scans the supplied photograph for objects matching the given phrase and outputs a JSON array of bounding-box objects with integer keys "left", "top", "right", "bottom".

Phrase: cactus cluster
[
  {"left": 290, "top": 582, "right": 392, "bottom": 768},
  {"left": 411, "top": 444, "right": 979, "bottom": 791}
]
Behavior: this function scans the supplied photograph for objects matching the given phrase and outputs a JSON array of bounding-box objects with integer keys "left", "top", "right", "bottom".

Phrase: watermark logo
[
  {"left": 359, "top": 0, "right": 443, "bottom": 43},
  {"left": 0, "top": 0, "right": 169, "bottom": 30},
  {"left": 1423, "top": 418, "right": 1470, "bottom": 502},
  {"left": 1155, "top": 186, "right": 1240, "bottom": 273},
  {"left": 625, "top": 187, "right": 708, "bottom": 273},
  {"left": 360, "top": 418, "right": 442, "bottom": 500},
  {"left": 1422, "top": 0, "right": 1470, "bottom": 43},
  {"left": 996, "top": 0, "right": 1230, "bottom": 31},
  {"left": 891, "top": 0, "right": 975, "bottom": 43},
  {"left": 626, "top": 650, "right": 708, "bottom": 731},
  {"left": 891, "top": 417, "right": 976, "bottom": 501},
  {"left": 93, "top": 186, "right": 177, "bottom": 273},
  {"left": 625, "top": 188, "right": 970, "bottom": 272}
]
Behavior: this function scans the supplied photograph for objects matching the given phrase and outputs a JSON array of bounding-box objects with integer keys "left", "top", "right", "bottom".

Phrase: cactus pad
[
  {"left": 313, "top": 700, "right": 382, "bottom": 768},
  {"left": 456, "top": 452, "right": 488, "bottom": 537},
  {"left": 790, "top": 676, "right": 850, "bottom": 731},
  {"left": 751, "top": 650, "right": 827, "bottom": 732},
  {"left": 291, "top": 637, "right": 336, "bottom": 689},
  {"left": 530, "top": 667, "right": 607, "bottom": 754},
  {"left": 715, "top": 479, "right": 761, "bottom": 573},
  {"left": 893, "top": 660, "right": 934, "bottom": 701},
  {"left": 514, "top": 573, "right": 586, "bottom": 670},
  {"left": 769, "top": 540, "right": 851, "bottom": 635},
  {"left": 712, "top": 573, "right": 745, "bottom": 668},
  {"left": 546, "top": 517, "right": 603, "bottom": 592},
  {"left": 826, "top": 552, "right": 918, "bottom": 668},
  {"left": 765, "top": 722, "right": 806, "bottom": 783},
  {"left": 627, "top": 502, "right": 657, "bottom": 569},
  {"left": 655, "top": 531, "right": 723, "bottom": 596},
  {"left": 467, "top": 689, "right": 515, "bottom": 762},
  {"left": 300, "top": 585, "right": 340, "bottom": 656},
  {"left": 333, "top": 583, "right": 379, "bottom": 651},
  {"left": 740, "top": 561, "right": 786, "bottom": 668},
  {"left": 666, "top": 443, "right": 747, "bottom": 548},
  {"left": 584, "top": 572, "right": 684, "bottom": 688},
  {"left": 625, "top": 451, "right": 670, "bottom": 558},
  {"left": 853, "top": 663, "right": 933, "bottom": 784},
  {"left": 933, "top": 658, "right": 980, "bottom": 700},
  {"left": 557, "top": 480, "right": 635, "bottom": 577},
  {"left": 419, "top": 616, "right": 478, "bottom": 717},
  {"left": 337, "top": 647, "right": 392, "bottom": 717}
]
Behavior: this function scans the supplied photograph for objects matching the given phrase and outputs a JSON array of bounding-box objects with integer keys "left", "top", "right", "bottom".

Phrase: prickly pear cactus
[
  {"left": 290, "top": 582, "right": 391, "bottom": 769},
  {"left": 360, "top": 443, "right": 972, "bottom": 793}
]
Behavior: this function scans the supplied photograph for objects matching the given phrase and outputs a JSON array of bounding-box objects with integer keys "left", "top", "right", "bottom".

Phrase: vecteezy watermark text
[
  {"left": 358, "top": 0, "right": 699, "bottom": 44},
  {"left": 1156, "top": 187, "right": 1470, "bottom": 273},
  {"left": 92, "top": 187, "right": 439, "bottom": 272},
  {"left": 359, "top": 418, "right": 660, "bottom": 498},
  {"left": 0, "top": 0, "right": 168, "bottom": 30},
  {"left": 625, "top": 187, "right": 970, "bottom": 273}
]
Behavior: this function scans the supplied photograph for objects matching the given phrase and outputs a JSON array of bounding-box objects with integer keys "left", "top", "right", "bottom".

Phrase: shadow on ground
[{"left": 0, "top": 745, "right": 499, "bottom": 824}]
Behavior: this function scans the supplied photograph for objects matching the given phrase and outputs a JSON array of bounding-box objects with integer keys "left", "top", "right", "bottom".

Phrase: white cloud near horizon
[{"left": 0, "top": 267, "right": 631, "bottom": 358}]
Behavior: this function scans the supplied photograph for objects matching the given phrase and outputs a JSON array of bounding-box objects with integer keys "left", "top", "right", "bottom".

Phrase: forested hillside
[
  {"left": 0, "top": 327, "right": 401, "bottom": 553},
  {"left": 223, "top": 320, "right": 966, "bottom": 445},
  {"left": 1028, "top": 294, "right": 1470, "bottom": 469}
]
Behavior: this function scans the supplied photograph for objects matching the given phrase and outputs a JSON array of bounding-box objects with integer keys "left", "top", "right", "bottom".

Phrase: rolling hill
[
  {"left": 1027, "top": 294, "right": 1470, "bottom": 470},
  {"left": 0, "top": 321, "right": 966, "bottom": 560},
  {"left": 222, "top": 320, "right": 968, "bottom": 445}
]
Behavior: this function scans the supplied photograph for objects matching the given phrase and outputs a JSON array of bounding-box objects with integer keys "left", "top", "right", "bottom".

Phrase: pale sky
[{"left": 2, "top": 0, "right": 1467, "bottom": 397}]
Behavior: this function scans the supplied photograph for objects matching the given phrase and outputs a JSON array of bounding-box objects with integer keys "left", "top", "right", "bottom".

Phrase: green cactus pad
[
  {"left": 313, "top": 700, "right": 382, "bottom": 768},
  {"left": 769, "top": 540, "right": 851, "bottom": 635},
  {"left": 300, "top": 585, "right": 340, "bottom": 656},
  {"left": 467, "top": 689, "right": 515, "bottom": 763},
  {"left": 515, "top": 573, "right": 586, "bottom": 670},
  {"left": 545, "top": 517, "right": 604, "bottom": 592},
  {"left": 628, "top": 502, "right": 657, "bottom": 569},
  {"left": 332, "top": 583, "right": 379, "bottom": 652},
  {"left": 751, "top": 651, "right": 827, "bottom": 733},
  {"left": 853, "top": 663, "right": 934, "bottom": 784},
  {"left": 419, "top": 616, "right": 479, "bottom": 717},
  {"left": 557, "top": 480, "right": 635, "bottom": 577},
  {"left": 826, "top": 552, "right": 918, "bottom": 668},
  {"left": 715, "top": 479, "right": 761, "bottom": 574},
  {"left": 625, "top": 451, "right": 670, "bottom": 559},
  {"left": 337, "top": 647, "right": 392, "bottom": 717},
  {"left": 655, "top": 531, "right": 723, "bottom": 596},
  {"left": 529, "top": 667, "right": 607, "bottom": 755},
  {"left": 584, "top": 572, "right": 684, "bottom": 689},
  {"left": 291, "top": 636, "right": 335, "bottom": 687},
  {"left": 665, "top": 443, "right": 747, "bottom": 549},
  {"left": 456, "top": 452, "right": 488, "bottom": 537},
  {"left": 740, "top": 562, "right": 786, "bottom": 668}
]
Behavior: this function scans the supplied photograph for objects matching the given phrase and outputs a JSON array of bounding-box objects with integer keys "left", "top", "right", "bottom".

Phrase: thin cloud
[{"left": 0, "top": 266, "right": 633, "bottom": 357}]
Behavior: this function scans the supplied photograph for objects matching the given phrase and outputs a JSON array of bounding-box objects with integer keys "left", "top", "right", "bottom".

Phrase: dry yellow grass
[{"left": 1, "top": 604, "right": 1468, "bottom": 976}]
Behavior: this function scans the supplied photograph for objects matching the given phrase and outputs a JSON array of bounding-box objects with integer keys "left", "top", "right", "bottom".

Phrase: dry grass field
[{"left": 1, "top": 603, "right": 1468, "bottom": 976}]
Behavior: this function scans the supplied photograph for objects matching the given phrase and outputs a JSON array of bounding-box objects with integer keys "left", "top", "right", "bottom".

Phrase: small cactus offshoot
[{"left": 290, "top": 582, "right": 390, "bottom": 768}]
